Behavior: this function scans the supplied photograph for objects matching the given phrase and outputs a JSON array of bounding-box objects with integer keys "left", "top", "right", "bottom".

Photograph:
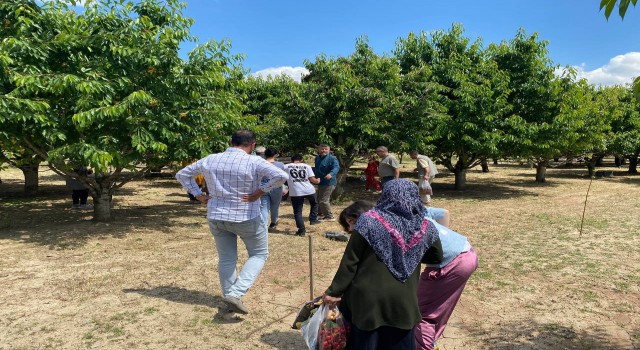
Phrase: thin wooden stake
[
  {"left": 579, "top": 176, "right": 594, "bottom": 237},
  {"left": 309, "top": 234, "right": 314, "bottom": 299}
]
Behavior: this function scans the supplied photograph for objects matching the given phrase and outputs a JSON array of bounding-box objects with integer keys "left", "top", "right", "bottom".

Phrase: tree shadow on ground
[
  {"left": 260, "top": 330, "right": 307, "bottom": 350},
  {"left": 0, "top": 199, "right": 206, "bottom": 249},
  {"left": 456, "top": 320, "right": 634, "bottom": 350},
  {"left": 510, "top": 169, "right": 640, "bottom": 185},
  {"left": 511, "top": 169, "right": 591, "bottom": 180},
  {"left": 0, "top": 181, "right": 139, "bottom": 200},
  {"left": 341, "top": 173, "right": 546, "bottom": 202},
  {"left": 616, "top": 174, "right": 640, "bottom": 186},
  {"left": 122, "top": 285, "right": 244, "bottom": 324}
]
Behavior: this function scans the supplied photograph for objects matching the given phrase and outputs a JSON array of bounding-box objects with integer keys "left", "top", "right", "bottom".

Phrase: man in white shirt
[
  {"left": 285, "top": 154, "right": 321, "bottom": 236},
  {"left": 176, "top": 130, "right": 288, "bottom": 315}
]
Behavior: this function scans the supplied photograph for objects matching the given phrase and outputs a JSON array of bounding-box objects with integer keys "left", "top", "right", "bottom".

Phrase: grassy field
[{"left": 0, "top": 160, "right": 638, "bottom": 349}]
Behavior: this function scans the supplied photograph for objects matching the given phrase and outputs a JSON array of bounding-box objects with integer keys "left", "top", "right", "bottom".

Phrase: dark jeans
[
  {"left": 347, "top": 324, "right": 416, "bottom": 350},
  {"left": 380, "top": 176, "right": 396, "bottom": 188},
  {"left": 72, "top": 189, "right": 89, "bottom": 205},
  {"left": 290, "top": 194, "right": 318, "bottom": 231}
]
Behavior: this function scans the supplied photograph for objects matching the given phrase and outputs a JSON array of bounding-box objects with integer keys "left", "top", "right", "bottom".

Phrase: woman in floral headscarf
[{"left": 323, "top": 179, "right": 442, "bottom": 350}]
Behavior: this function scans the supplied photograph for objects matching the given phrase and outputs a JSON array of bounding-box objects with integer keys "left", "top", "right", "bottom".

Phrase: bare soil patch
[{"left": 1, "top": 161, "right": 638, "bottom": 349}]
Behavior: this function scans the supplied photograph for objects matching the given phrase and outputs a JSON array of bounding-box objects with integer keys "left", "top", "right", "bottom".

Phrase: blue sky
[{"left": 176, "top": 0, "right": 640, "bottom": 85}]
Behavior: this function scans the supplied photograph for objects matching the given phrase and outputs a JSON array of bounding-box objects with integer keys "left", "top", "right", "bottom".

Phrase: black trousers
[
  {"left": 72, "top": 189, "right": 89, "bottom": 205},
  {"left": 290, "top": 194, "right": 318, "bottom": 231},
  {"left": 347, "top": 324, "right": 416, "bottom": 350}
]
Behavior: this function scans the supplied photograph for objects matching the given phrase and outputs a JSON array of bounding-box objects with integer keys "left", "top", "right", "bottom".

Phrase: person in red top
[{"left": 364, "top": 155, "right": 382, "bottom": 192}]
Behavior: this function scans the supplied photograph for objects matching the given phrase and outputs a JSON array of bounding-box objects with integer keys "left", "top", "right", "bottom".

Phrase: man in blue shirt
[
  {"left": 176, "top": 130, "right": 288, "bottom": 315},
  {"left": 314, "top": 144, "right": 340, "bottom": 221}
]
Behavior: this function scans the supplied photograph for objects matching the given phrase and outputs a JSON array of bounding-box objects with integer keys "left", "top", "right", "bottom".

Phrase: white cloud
[
  {"left": 251, "top": 66, "right": 309, "bottom": 83},
  {"left": 566, "top": 52, "right": 640, "bottom": 86}
]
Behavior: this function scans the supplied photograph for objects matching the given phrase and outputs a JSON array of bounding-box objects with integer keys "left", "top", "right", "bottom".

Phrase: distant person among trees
[
  {"left": 254, "top": 145, "right": 266, "bottom": 158},
  {"left": 181, "top": 160, "right": 207, "bottom": 203},
  {"left": 285, "top": 154, "right": 321, "bottom": 236},
  {"left": 364, "top": 155, "right": 382, "bottom": 193},
  {"left": 376, "top": 146, "right": 400, "bottom": 187},
  {"left": 175, "top": 130, "right": 288, "bottom": 315},
  {"left": 66, "top": 166, "right": 93, "bottom": 209},
  {"left": 409, "top": 151, "right": 439, "bottom": 206},
  {"left": 314, "top": 144, "right": 340, "bottom": 221},
  {"left": 260, "top": 148, "right": 286, "bottom": 232}
]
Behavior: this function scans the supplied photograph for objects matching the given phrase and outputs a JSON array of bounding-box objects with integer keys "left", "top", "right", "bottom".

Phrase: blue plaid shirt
[{"left": 176, "top": 148, "right": 289, "bottom": 222}]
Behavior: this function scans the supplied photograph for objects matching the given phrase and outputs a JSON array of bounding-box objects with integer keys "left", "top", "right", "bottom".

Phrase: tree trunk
[
  {"left": 587, "top": 161, "right": 596, "bottom": 178},
  {"left": 595, "top": 156, "right": 604, "bottom": 167},
  {"left": 492, "top": 157, "right": 498, "bottom": 165},
  {"left": 553, "top": 157, "right": 560, "bottom": 162},
  {"left": 629, "top": 154, "right": 639, "bottom": 174},
  {"left": 332, "top": 169, "right": 348, "bottom": 200},
  {"left": 454, "top": 169, "right": 466, "bottom": 190},
  {"left": 621, "top": 157, "right": 627, "bottom": 165},
  {"left": 535, "top": 161, "right": 547, "bottom": 183},
  {"left": 331, "top": 154, "right": 355, "bottom": 201},
  {"left": 20, "top": 163, "right": 39, "bottom": 195},
  {"left": 92, "top": 187, "right": 113, "bottom": 222},
  {"left": 480, "top": 157, "right": 489, "bottom": 172},
  {"left": 565, "top": 156, "right": 574, "bottom": 166},
  {"left": 614, "top": 156, "right": 621, "bottom": 167}
]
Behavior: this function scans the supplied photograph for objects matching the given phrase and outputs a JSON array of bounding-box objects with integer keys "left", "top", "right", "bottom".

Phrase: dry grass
[{"left": 0, "top": 160, "right": 638, "bottom": 349}]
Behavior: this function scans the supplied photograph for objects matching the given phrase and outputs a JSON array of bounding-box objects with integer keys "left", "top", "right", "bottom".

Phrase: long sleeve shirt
[
  {"left": 314, "top": 154, "right": 340, "bottom": 186},
  {"left": 176, "top": 148, "right": 289, "bottom": 222},
  {"left": 325, "top": 231, "right": 440, "bottom": 331}
]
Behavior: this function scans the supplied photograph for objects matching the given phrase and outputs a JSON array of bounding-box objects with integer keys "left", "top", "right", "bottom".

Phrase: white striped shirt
[{"left": 176, "top": 148, "right": 289, "bottom": 222}]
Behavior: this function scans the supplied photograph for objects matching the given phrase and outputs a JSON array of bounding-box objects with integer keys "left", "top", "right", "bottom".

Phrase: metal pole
[{"left": 308, "top": 234, "right": 314, "bottom": 299}]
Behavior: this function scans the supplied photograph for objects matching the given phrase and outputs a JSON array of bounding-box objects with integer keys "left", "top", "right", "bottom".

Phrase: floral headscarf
[{"left": 354, "top": 179, "right": 438, "bottom": 282}]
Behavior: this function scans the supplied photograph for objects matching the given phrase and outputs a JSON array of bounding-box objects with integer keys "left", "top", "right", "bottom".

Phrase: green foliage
[
  {"left": 395, "top": 24, "right": 510, "bottom": 187},
  {"left": 607, "top": 86, "right": 640, "bottom": 161},
  {"left": 260, "top": 37, "right": 402, "bottom": 171},
  {"left": 243, "top": 75, "right": 299, "bottom": 150},
  {"left": 600, "top": 0, "right": 638, "bottom": 19},
  {"left": 0, "top": 0, "right": 245, "bottom": 219},
  {"left": 489, "top": 30, "right": 565, "bottom": 163},
  {"left": 487, "top": 30, "right": 615, "bottom": 181},
  {"left": 303, "top": 38, "right": 402, "bottom": 160}
]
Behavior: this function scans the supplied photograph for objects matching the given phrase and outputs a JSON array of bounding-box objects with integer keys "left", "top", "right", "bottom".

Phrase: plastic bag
[
  {"left": 418, "top": 178, "right": 433, "bottom": 196},
  {"left": 301, "top": 303, "right": 325, "bottom": 349},
  {"left": 292, "top": 296, "right": 323, "bottom": 329},
  {"left": 318, "top": 304, "right": 349, "bottom": 350}
]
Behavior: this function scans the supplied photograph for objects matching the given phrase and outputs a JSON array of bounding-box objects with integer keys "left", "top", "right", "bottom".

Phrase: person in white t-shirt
[{"left": 285, "top": 154, "right": 321, "bottom": 236}]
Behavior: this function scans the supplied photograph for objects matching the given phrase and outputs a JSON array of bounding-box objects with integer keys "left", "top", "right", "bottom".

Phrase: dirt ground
[{"left": 0, "top": 160, "right": 638, "bottom": 350}]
